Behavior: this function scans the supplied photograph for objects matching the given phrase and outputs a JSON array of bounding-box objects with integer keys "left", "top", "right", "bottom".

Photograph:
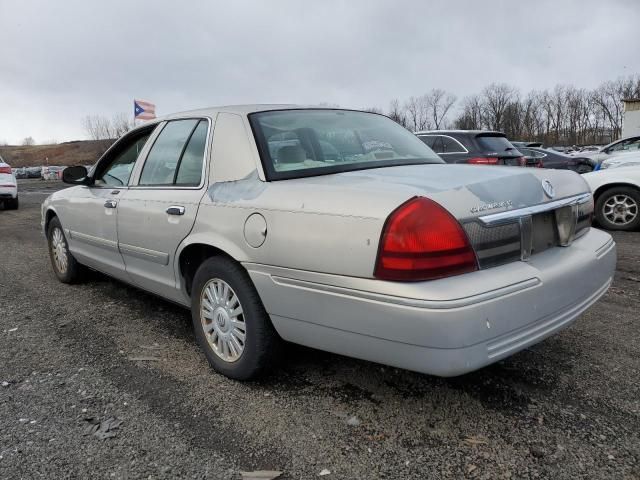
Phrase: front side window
[
  {"left": 139, "top": 119, "right": 207, "bottom": 186},
  {"left": 609, "top": 137, "right": 640, "bottom": 152},
  {"left": 250, "top": 109, "right": 442, "bottom": 180},
  {"left": 95, "top": 132, "right": 152, "bottom": 187}
]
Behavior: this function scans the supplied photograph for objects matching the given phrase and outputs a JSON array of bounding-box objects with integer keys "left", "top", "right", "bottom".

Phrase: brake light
[
  {"left": 537, "top": 159, "right": 544, "bottom": 168},
  {"left": 467, "top": 157, "right": 499, "bottom": 165},
  {"left": 374, "top": 197, "right": 478, "bottom": 281},
  {"left": 0, "top": 166, "right": 11, "bottom": 174}
]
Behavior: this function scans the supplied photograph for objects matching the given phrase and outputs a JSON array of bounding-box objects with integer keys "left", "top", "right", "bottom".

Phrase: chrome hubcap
[
  {"left": 200, "top": 279, "right": 246, "bottom": 363},
  {"left": 51, "top": 227, "right": 68, "bottom": 274},
  {"left": 603, "top": 195, "right": 638, "bottom": 225}
]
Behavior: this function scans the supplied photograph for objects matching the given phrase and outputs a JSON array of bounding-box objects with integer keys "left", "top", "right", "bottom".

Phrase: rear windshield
[
  {"left": 249, "top": 109, "right": 443, "bottom": 180},
  {"left": 476, "top": 135, "right": 519, "bottom": 155}
]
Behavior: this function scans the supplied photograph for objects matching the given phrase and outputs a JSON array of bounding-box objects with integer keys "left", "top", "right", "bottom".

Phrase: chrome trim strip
[
  {"left": 519, "top": 216, "right": 533, "bottom": 260},
  {"left": 119, "top": 243, "right": 169, "bottom": 265},
  {"left": 478, "top": 193, "right": 592, "bottom": 226},
  {"left": 68, "top": 230, "right": 118, "bottom": 251},
  {"left": 416, "top": 134, "right": 469, "bottom": 154},
  {"left": 268, "top": 275, "right": 541, "bottom": 310}
]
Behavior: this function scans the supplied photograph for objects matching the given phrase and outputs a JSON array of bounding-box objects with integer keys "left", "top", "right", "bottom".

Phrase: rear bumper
[
  {"left": 245, "top": 227, "right": 616, "bottom": 376},
  {"left": 0, "top": 186, "right": 17, "bottom": 199}
]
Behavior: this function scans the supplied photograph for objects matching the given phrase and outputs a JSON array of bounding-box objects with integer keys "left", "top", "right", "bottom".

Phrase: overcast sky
[{"left": 1, "top": 0, "right": 639, "bottom": 144}]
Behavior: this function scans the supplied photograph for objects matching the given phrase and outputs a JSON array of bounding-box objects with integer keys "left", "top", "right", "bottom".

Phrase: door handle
[
  {"left": 166, "top": 205, "right": 185, "bottom": 216},
  {"left": 104, "top": 200, "right": 118, "bottom": 209}
]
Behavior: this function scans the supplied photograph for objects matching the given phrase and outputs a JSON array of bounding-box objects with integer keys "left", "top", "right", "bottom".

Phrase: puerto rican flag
[{"left": 134, "top": 99, "right": 156, "bottom": 120}]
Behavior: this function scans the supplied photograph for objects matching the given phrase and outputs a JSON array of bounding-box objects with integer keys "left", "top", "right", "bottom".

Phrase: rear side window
[
  {"left": 139, "top": 119, "right": 207, "bottom": 186},
  {"left": 431, "top": 136, "right": 444, "bottom": 153},
  {"left": 441, "top": 136, "right": 466, "bottom": 153},
  {"left": 175, "top": 121, "right": 208, "bottom": 186},
  {"left": 476, "top": 135, "right": 518, "bottom": 154}
]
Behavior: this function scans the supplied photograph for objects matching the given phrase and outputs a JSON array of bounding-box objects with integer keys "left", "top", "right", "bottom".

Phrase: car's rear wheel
[
  {"left": 47, "top": 217, "right": 85, "bottom": 283},
  {"left": 191, "top": 256, "right": 281, "bottom": 380},
  {"left": 595, "top": 186, "right": 640, "bottom": 231},
  {"left": 5, "top": 196, "right": 18, "bottom": 210}
]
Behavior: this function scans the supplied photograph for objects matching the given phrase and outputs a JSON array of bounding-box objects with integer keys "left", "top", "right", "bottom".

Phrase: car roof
[
  {"left": 414, "top": 130, "right": 505, "bottom": 136},
  {"left": 160, "top": 104, "right": 356, "bottom": 120},
  {"left": 127, "top": 104, "right": 379, "bottom": 134}
]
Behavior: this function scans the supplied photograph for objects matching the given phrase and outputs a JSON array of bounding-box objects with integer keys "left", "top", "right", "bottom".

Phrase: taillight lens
[
  {"left": 467, "top": 157, "right": 499, "bottom": 165},
  {"left": 0, "top": 166, "right": 11, "bottom": 174},
  {"left": 503, "top": 157, "right": 527, "bottom": 167},
  {"left": 537, "top": 159, "right": 544, "bottom": 168},
  {"left": 374, "top": 197, "right": 478, "bottom": 281}
]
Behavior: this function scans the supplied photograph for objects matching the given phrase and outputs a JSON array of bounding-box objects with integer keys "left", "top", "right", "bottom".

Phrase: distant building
[{"left": 622, "top": 98, "right": 640, "bottom": 138}]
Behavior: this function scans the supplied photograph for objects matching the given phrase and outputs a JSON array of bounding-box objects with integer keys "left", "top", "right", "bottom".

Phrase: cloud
[{"left": 0, "top": 0, "right": 638, "bottom": 143}]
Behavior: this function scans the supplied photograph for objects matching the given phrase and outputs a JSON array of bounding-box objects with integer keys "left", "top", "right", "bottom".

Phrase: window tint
[
  {"left": 175, "top": 121, "right": 207, "bottom": 186},
  {"left": 96, "top": 133, "right": 151, "bottom": 187},
  {"left": 476, "top": 135, "right": 517, "bottom": 153},
  {"left": 610, "top": 138, "right": 640, "bottom": 152},
  {"left": 418, "top": 135, "right": 436, "bottom": 148},
  {"left": 441, "top": 136, "right": 466, "bottom": 153},
  {"left": 139, "top": 119, "right": 199, "bottom": 185},
  {"left": 430, "top": 136, "right": 444, "bottom": 154},
  {"left": 250, "top": 110, "right": 442, "bottom": 180}
]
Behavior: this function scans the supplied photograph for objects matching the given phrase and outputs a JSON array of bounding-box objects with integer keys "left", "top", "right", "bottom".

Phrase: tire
[
  {"left": 595, "top": 186, "right": 640, "bottom": 231},
  {"left": 191, "top": 256, "right": 282, "bottom": 380},
  {"left": 47, "top": 216, "right": 86, "bottom": 283},
  {"left": 5, "top": 196, "right": 18, "bottom": 210}
]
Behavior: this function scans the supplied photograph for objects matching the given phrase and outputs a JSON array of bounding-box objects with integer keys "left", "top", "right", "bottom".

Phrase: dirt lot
[
  {"left": 0, "top": 140, "right": 108, "bottom": 168},
  {"left": 1, "top": 180, "right": 639, "bottom": 479}
]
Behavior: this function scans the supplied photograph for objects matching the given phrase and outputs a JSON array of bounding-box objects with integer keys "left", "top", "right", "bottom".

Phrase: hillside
[{"left": 0, "top": 139, "right": 112, "bottom": 167}]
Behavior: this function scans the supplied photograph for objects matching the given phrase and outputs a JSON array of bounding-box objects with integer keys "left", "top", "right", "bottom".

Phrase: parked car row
[{"left": 415, "top": 130, "right": 595, "bottom": 173}]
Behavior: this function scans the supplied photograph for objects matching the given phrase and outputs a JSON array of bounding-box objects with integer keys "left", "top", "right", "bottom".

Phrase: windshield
[
  {"left": 249, "top": 109, "right": 443, "bottom": 180},
  {"left": 476, "top": 135, "right": 520, "bottom": 156}
]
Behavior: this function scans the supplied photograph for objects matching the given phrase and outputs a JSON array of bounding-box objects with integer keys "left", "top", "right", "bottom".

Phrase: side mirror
[{"left": 62, "top": 165, "right": 90, "bottom": 185}]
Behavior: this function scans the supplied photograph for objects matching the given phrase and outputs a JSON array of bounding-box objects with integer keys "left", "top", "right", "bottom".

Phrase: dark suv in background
[{"left": 415, "top": 130, "right": 526, "bottom": 166}]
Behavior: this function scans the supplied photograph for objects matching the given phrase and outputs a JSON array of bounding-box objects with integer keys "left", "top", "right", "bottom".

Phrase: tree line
[{"left": 373, "top": 74, "right": 640, "bottom": 146}]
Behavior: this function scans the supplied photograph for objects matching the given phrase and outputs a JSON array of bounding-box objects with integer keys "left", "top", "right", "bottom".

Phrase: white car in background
[
  {"left": 600, "top": 152, "right": 640, "bottom": 170},
  {"left": 0, "top": 158, "right": 18, "bottom": 210},
  {"left": 574, "top": 135, "right": 640, "bottom": 166},
  {"left": 583, "top": 166, "right": 640, "bottom": 231}
]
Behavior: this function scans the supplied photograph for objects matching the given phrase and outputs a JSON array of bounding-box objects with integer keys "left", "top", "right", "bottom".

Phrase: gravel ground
[{"left": 1, "top": 180, "right": 639, "bottom": 479}]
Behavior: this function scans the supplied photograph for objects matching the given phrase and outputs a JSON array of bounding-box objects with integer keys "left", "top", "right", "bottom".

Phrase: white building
[{"left": 622, "top": 98, "right": 640, "bottom": 138}]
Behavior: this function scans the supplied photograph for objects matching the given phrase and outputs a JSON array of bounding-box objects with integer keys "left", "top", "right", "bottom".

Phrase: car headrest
[{"left": 278, "top": 144, "right": 306, "bottom": 163}]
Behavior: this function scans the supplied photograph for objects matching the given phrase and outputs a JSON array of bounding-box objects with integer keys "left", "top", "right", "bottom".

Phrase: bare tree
[
  {"left": 454, "top": 95, "right": 483, "bottom": 130},
  {"left": 481, "top": 83, "right": 519, "bottom": 131},
  {"left": 22, "top": 136, "right": 35, "bottom": 146},
  {"left": 387, "top": 98, "right": 408, "bottom": 129},
  {"left": 424, "top": 89, "right": 456, "bottom": 129},
  {"left": 82, "top": 113, "right": 134, "bottom": 152}
]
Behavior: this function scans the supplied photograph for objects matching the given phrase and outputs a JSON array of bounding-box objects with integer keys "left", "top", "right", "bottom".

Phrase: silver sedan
[{"left": 42, "top": 106, "right": 616, "bottom": 380}]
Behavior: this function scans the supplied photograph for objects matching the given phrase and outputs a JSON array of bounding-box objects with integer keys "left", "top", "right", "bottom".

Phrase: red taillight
[
  {"left": 537, "top": 159, "right": 544, "bottom": 168},
  {"left": 517, "top": 156, "right": 527, "bottom": 167},
  {"left": 0, "top": 166, "right": 11, "bottom": 174},
  {"left": 374, "top": 197, "right": 478, "bottom": 281},
  {"left": 467, "top": 157, "right": 499, "bottom": 165}
]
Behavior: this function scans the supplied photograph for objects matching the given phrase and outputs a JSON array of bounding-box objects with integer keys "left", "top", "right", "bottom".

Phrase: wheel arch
[
  {"left": 176, "top": 235, "right": 248, "bottom": 297},
  {"left": 593, "top": 182, "right": 640, "bottom": 203},
  {"left": 44, "top": 207, "right": 60, "bottom": 234}
]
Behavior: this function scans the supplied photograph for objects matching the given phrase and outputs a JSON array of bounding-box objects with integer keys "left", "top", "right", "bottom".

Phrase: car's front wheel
[
  {"left": 595, "top": 186, "right": 640, "bottom": 231},
  {"left": 191, "top": 256, "right": 282, "bottom": 380},
  {"left": 47, "top": 217, "right": 85, "bottom": 283}
]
